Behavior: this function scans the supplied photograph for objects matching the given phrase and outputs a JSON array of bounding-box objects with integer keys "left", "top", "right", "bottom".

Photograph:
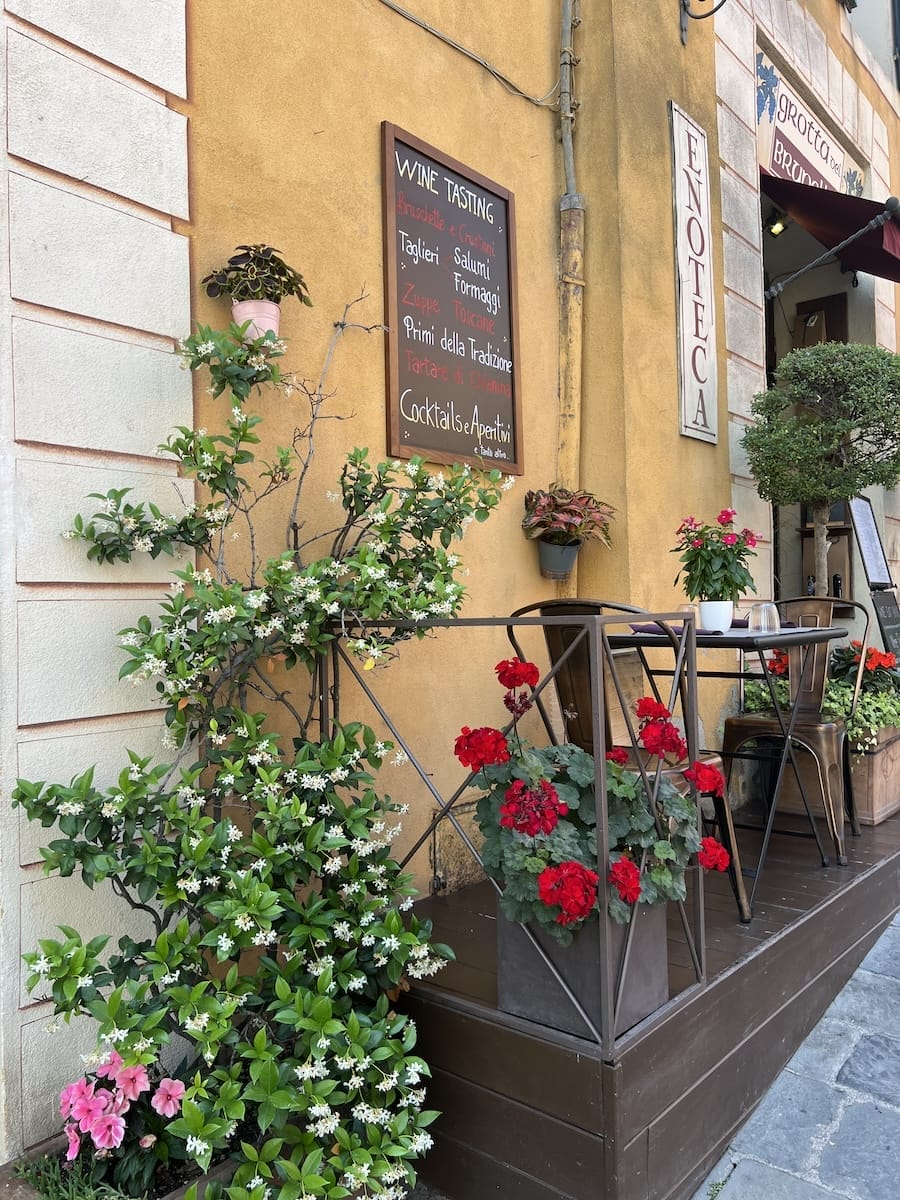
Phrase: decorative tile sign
[
  {"left": 382, "top": 123, "right": 522, "bottom": 472},
  {"left": 756, "top": 51, "right": 865, "bottom": 195},
  {"left": 670, "top": 103, "right": 717, "bottom": 444}
]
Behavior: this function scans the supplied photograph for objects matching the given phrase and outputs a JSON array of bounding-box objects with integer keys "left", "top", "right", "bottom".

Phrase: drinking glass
[{"left": 748, "top": 601, "right": 780, "bottom": 633}]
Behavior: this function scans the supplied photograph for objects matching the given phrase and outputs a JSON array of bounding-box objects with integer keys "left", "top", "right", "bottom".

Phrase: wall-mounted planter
[
  {"left": 231, "top": 299, "right": 280, "bottom": 339},
  {"left": 537, "top": 538, "right": 581, "bottom": 580}
]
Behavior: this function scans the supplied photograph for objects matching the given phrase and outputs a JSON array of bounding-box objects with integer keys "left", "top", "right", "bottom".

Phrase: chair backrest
[
  {"left": 507, "top": 599, "right": 648, "bottom": 755},
  {"left": 776, "top": 597, "right": 834, "bottom": 713},
  {"left": 775, "top": 596, "right": 871, "bottom": 717}
]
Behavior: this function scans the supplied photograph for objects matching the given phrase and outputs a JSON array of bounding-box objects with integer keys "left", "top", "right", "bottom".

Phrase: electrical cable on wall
[{"left": 376, "top": 0, "right": 561, "bottom": 106}]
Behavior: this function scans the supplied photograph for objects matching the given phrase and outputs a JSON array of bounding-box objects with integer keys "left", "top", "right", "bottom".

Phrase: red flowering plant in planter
[
  {"left": 454, "top": 659, "right": 731, "bottom": 939},
  {"left": 746, "top": 640, "right": 900, "bottom": 752}
]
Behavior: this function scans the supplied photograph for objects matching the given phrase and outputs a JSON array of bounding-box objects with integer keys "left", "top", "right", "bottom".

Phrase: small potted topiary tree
[{"left": 743, "top": 342, "right": 900, "bottom": 597}]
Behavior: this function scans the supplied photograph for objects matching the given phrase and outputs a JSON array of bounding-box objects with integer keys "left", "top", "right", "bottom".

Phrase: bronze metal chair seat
[
  {"left": 507, "top": 599, "right": 751, "bottom": 923},
  {"left": 721, "top": 597, "right": 871, "bottom": 867}
]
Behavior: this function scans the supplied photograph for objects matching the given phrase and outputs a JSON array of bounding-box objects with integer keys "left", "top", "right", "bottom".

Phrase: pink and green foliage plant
[
  {"left": 521, "top": 485, "right": 615, "bottom": 546},
  {"left": 15, "top": 292, "right": 507, "bottom": 1200}
]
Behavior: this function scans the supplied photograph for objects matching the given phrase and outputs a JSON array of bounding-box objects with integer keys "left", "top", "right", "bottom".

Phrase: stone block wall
[
  {"left": 0, "top": 1, "right": 190, "bottom": 1159},
  {"left": 715, "top": 0, "right": 900, "bottom": 596}
]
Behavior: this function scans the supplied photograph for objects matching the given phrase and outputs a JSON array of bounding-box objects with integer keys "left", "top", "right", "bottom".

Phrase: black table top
[{"left": 610, "top": 624, "right": 849, "bottom": 651}]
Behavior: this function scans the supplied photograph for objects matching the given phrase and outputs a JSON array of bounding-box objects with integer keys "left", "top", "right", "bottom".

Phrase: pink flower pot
[{"left": 231, "top": 299, "right": 280, "bottom": 339}]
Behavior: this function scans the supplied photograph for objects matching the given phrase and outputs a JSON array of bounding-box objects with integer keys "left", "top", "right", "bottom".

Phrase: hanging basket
[{"left": 537, "top": 538, "right": 582, "bottom": 580}]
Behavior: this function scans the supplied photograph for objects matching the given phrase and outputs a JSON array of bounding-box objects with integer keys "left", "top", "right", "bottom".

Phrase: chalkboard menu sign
[
  {"left": 382, "top": 124, "right": 523, "bottom": 472},
  {"left": 872, "top": 590, "right": 900, "bottom": 657},
  {"left": 849, "top": 497, "right": 894, "bottom": 590}
]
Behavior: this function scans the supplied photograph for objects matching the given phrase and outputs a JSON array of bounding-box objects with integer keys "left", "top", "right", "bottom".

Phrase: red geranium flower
[
  {"left": 683, "top": 760, "right": 725, "bottom": 798},
  {"left": 454, "top": 726, "right": 510, "bottom": 771},
  {"left": 495, "top": 658, "right": 540, "bottom": 690},
  {"left": 606, "top": 747, "right": 629, "bottom": 766},
  {"left": 635, "top": 697, "right": 671, "bottom": 721},
  {"left": 537, "top": 860, "right": 599, "bottom": 926},
  {"left": 866, "top": 646, "right": 897, "bottom": 671},
  {"left": 499, "top": 778, "right": 568, "bottom": 836},
  {"left": 769, "top": 648, "right": 789, "bottom": 676},
  {"left": 639, "top": 718, "right": 687, "bottom": 761},
  {"left": 608, "top": 857, "right": 642, "bottom": 904},
  {"left": 698, "top": 836, "right": 730, "bottom": 872}
]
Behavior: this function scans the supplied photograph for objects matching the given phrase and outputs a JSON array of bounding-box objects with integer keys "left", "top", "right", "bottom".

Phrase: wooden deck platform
[{"left": 406, "top": 813, "right": 900, "bottom": 1200}]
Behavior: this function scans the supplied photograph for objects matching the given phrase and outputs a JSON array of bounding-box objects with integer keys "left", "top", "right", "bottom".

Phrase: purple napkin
[{"left": 628, "top": 617, "right": 795, "bottom": 635}]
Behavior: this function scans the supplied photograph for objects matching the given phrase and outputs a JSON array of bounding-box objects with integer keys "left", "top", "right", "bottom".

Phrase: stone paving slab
[
  {"left": 693, "top": 1158, "right": 853, "bottom": 1199},
  {"left": 729, "top": 1070, "right": 844, "bottom": 1175},
  {"left": 858, "top": 922, "right": 900, "bottom": 980},
  {"left": 836, "top": 1030, "right": 900, "bottom": 1106},
  {"left": 823, "top": 968, "right": 900, "bottom": 1038},
  {"left": 787, "top": 1013, "right": 862, "bottom": 1083},
  {"left": 817, "top": 1099, "right": 900, "bottom": 1200}
]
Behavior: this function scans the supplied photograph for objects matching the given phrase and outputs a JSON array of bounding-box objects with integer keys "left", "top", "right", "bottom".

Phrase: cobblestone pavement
[{"left": 691, "top": 911, "right": 900, "bottom": 1200}]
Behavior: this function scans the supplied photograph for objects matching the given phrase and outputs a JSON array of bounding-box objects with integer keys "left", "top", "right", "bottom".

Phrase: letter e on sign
[{"left": 670, "top": 102, "right": 717, "bottom": 444}]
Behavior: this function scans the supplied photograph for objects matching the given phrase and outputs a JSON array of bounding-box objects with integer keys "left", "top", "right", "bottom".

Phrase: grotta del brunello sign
[{"left": 382, "top": 123, "right": 522, "bottom": 472}]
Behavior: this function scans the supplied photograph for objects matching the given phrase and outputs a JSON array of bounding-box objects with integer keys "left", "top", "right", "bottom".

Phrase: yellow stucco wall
[{"left": 174, "top": 1, "right": 751, "bottom": 881}]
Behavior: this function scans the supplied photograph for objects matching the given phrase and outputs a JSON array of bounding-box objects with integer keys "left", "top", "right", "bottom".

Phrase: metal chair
[
  {"left": 507, "top": 599, "right": 752, "bottom": 923},
  {"left": 721, "top": 596, "right": 871, "bottom": 867}
]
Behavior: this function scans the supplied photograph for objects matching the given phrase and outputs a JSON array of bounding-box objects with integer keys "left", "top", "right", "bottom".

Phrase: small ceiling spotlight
[{"left": 765, "top": 211, "right": 789, "bottom": 238}]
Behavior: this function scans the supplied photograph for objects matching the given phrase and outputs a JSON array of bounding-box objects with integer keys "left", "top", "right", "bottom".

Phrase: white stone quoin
[{"left": 0, "top": 1, "right": 190, "bottom": 1162}]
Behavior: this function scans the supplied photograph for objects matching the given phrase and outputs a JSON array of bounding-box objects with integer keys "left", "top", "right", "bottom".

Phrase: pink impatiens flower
[
  {"left": 150, "top": 1077, "right": 186, "bottom": 1118},
  {"left": 90, "top": 1113, "right": 126, "bottom": 1150},
  {"left": 115, "top": 1064, "right": 150, "bottom": 1101},
  {"left": 64, "top": 1124, "right": 81, "bottom": 1162},
  {"left": 95, "top": 1050, "right": 124, "bottom": 1081},
  {"left": 71, "top": 1085, "right": 108, "bottom": 1132},
  {"left": 60, "top": 1077, "right": 93, "bottom": 1119}
]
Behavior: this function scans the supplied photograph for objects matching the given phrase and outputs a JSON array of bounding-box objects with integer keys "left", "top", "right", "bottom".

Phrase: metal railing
[{"left": 324, "top": 610, "right": 709, "bottom": 1061}]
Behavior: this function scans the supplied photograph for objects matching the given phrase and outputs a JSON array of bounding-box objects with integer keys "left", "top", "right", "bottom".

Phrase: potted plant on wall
[
  {"left": 201, "top": 243, "right": 312, "bottom": 338},
  {"left": 521, "top": 485, "right": 615, "bottom": 580},
  {"left": 672, "top": 508, "right": 758, "bottom": 632}
]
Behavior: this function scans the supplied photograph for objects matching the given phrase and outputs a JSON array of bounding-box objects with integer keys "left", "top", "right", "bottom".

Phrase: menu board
[
  {"left": 872, "top": 591, "right": 900, "bottom": 657},
  {"left": 849, "top": 497, "right": 894, "bottom": 590},
  {"left": 382, "top": 124, "right": 523, "bottom": 472}
]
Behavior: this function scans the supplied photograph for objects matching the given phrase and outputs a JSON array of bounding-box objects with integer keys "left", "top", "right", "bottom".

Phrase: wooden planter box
[
  {"left": 765, "top": 726, "right": 900, "bottom": 827},
  {"left": 496, "top": 902, "right": 669, "bottom": 1038}
]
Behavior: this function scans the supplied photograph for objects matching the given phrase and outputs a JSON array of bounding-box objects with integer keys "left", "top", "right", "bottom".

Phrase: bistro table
[{"left": 607, "top": 621, "right": 849, "bottom": 912}]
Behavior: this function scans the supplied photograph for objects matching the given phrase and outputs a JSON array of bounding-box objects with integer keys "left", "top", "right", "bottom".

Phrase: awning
[{"left": 761, "top": 174, "right": 900, "bottom": 284}]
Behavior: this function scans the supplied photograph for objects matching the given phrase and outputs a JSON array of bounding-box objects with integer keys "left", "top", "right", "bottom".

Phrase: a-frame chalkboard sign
[{"left": 848, "top": 497, "right": 900, "bottom": 655}]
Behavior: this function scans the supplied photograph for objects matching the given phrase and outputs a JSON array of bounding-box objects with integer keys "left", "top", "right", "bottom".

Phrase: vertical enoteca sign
[
  {"left": 670, "top": 103, "right": 717, "bottom": 444},
  {"left": 382, "top": 124, "right": 523, "bottom": 472}
]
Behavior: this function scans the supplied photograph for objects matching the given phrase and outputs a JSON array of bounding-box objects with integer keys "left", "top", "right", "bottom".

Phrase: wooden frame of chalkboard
[
  {"left": 849, "top": 496, "right": 894, "bottom": 590},
  {"left": 382, "top": 123, "right": 523, "bottom": 473}
]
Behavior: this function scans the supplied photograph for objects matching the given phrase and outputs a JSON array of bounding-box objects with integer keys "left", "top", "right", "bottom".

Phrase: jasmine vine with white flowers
[{"left": 15, "top": 290, "right": 508, "bottom": 1200}]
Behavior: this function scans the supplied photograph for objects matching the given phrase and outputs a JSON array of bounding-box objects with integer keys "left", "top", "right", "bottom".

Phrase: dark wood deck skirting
[{"left": 407, "top": 813, "right": 900, "bottom": 1200}]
